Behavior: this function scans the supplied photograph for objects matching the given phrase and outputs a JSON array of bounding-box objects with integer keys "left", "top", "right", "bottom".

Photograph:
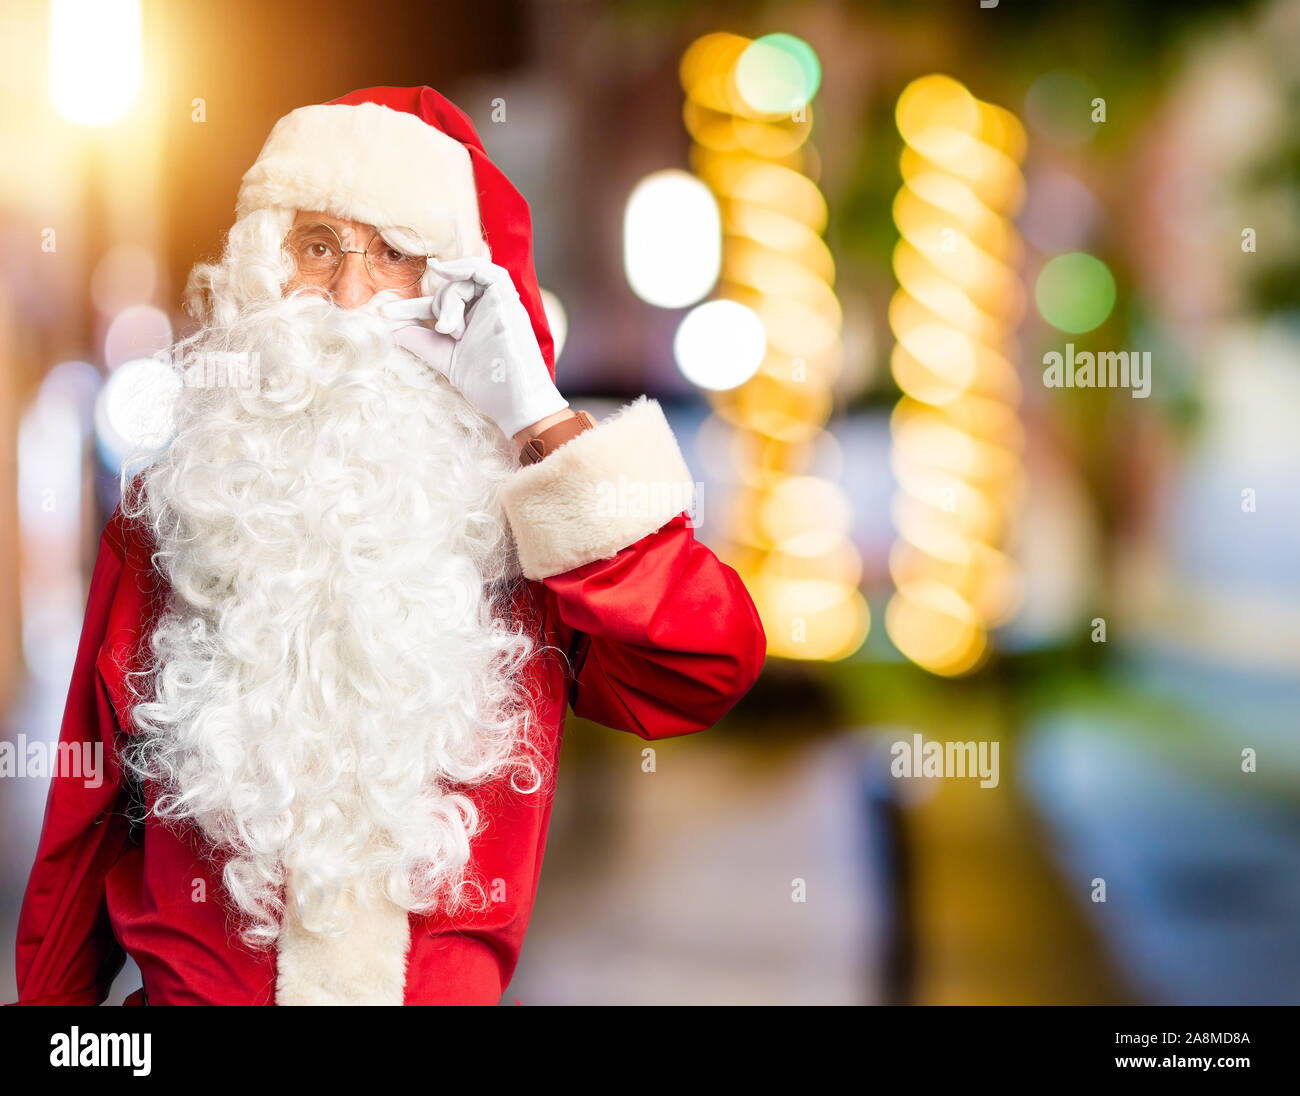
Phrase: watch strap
[{"left": 520, "top": 410, "right": 596, "bottom": 466}]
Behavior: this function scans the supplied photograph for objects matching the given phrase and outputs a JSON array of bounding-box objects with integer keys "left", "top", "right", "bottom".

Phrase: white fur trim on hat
[{"left": 236, "top": 101, "right": 490, "bottom": 260}]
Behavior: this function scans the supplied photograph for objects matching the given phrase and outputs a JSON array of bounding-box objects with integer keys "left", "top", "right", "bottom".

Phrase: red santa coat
[
  {"left": 12, "top": 85, "right": 767, "bottom": 1004},
  {"left": 13, "top": 396, "right": 766, "bottom": 1004}
]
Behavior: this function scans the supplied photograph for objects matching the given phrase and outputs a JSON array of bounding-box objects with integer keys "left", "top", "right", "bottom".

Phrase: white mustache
[{"left": 362, "top": 282, "right": 479, "bottom": 342}]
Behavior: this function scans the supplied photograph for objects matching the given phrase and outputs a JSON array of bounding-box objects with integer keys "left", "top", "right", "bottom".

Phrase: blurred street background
[{"left": 2, "top": 0, "right": 1298, "bottom": 1004}]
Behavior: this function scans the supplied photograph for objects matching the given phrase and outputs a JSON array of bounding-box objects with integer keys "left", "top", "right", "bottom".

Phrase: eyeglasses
[{"left": 284, "top": 222, "right": 434, "bottom": 289}]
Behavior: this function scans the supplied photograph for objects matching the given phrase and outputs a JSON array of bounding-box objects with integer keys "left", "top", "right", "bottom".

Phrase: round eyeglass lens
[
  {"left": 286, "top": 223, "right": 344, "bottom": 280},
  {"left": 367, "top": 226, "right": 429, "bottom": 288}
]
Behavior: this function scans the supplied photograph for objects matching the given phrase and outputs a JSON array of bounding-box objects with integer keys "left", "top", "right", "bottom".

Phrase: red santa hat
[{"left": 235, "top": 85, "right": 556, "bottom": 379}]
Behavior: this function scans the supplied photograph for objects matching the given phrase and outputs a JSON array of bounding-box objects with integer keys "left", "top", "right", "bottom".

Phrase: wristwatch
[{"left": 520, "top": 410, "right": 596, "bottom": 466}]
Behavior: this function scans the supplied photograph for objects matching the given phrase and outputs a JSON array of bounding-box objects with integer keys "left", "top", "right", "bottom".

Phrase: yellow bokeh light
[
  {"left": 755, "top": 577, "right": 871, "bottom": 661},
  {"left": 693, "top": 153, "right": 829, "bottom": 231},
  {"left": 723, "top": 201, "right": 836, "bottom": 281},
  {"left": 682, "top": 32, "right": 862, "bottom": 662},
  {"left": 896, "top": 74, "right": 979, "bottom": 144},
  {"left": 885, "top": 580, "right": 989, "bottom": 676},
  {"left": 758, "top": 476, "right": 853, "bottom": 556},
  {"left": 887, "top": 75, "right": 1027, "bottom": 675},
  {"left": 680, "top": 32, "right": 751, "bottom": 113}
]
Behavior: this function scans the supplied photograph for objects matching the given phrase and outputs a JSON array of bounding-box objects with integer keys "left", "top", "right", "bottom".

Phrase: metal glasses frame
[{"left": 285, "top": 221, "right": 434, "bottom": 289}]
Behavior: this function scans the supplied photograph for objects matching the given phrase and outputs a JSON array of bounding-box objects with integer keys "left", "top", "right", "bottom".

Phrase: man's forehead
[{"left": 293, "top": 209, "right": 378, "bottom": 237}]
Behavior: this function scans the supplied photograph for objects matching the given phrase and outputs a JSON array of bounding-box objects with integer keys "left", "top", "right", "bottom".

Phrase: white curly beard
[{"left": 121, "top": 285, "right": 544, "bottom": 950}]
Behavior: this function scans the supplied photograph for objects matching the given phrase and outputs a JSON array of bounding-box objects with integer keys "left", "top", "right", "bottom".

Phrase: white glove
[{"left": 374, "top": 258, "right": 568, "bottom": 440}]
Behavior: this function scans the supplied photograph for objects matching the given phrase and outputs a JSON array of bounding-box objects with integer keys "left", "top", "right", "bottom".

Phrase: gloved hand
[{"left": 374, "top": 257, "right": 568, "bottom": 440}]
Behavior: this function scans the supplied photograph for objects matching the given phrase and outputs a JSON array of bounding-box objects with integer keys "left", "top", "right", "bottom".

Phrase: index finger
[{"left": 425, "top": 256, "right": 495, "bottom": 282}]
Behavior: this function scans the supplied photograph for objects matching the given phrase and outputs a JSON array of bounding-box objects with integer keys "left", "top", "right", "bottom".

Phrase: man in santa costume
[{"left": 12, "top": 86, "right": 766, "bottom": 1006}]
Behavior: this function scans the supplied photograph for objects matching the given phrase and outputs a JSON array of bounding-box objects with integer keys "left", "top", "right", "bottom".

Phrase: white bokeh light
[
  {"left": 624, "top": 170, "right": 722, "bottom": 309},
  {"left": 49, "top": 0, "right": 143, "bottom": 127},
  {"left": 673, "top": 299, "right": 767, "bottom": 391},
  {"left": 94, "top": 356, "right": 180, "bottom": 471}
]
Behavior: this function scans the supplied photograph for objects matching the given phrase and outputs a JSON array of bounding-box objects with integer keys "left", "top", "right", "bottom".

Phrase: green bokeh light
[
  {"left": 1035, "top": 252, "right": 1117, "bottom": 333},
  {"left": 735, "top": 33, "right": 822, "bottom": 114}
]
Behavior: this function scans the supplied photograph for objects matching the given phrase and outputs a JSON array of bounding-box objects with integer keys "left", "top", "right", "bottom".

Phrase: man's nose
[{"left": 328, "top": 251, "right": 377, "bottom": 309}]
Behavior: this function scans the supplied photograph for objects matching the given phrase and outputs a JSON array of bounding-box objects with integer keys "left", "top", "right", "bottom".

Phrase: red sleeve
[
  {"left": 12, "top": 515, "right": 134, "bottom": 1006},
  {"left": 542, "top": 511, "right": 766, "bottom": 739}
]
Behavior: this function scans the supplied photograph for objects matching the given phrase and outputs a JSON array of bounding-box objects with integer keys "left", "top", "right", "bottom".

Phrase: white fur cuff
[{"left": 500, "top": 397, "right": 696, "bottom": 580}]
